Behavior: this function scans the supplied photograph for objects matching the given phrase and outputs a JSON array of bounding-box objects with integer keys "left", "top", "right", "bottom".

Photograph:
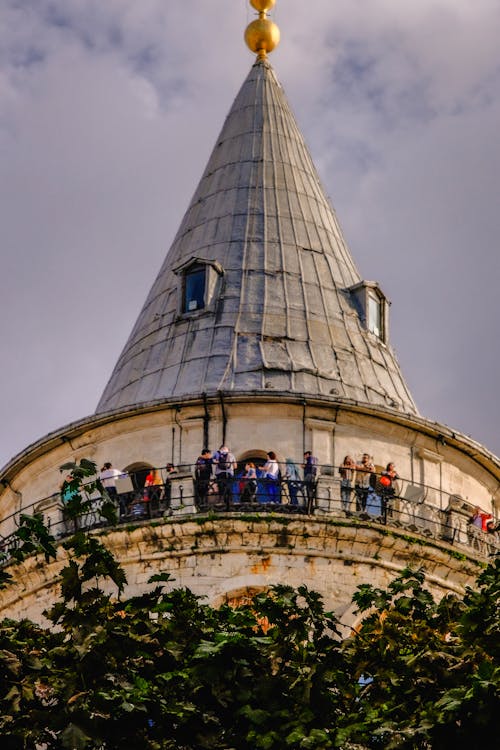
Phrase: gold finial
[
  {"left": 245, "top": 0, "right": 280, "bottom": 60},
  {"left": 250, "top": 0, "right": 276, "bottom": 10}
]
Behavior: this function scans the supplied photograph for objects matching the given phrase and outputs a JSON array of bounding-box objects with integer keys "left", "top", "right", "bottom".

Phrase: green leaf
[
  {"left": 61, "top": 723, "right": 91, "bottom": 750},
  {"left": 148, "top": 572, "right": 174, "bottom": 584},
  {"left": 60, "top": 559, "right": 82, "bottom": 602},
  {"left": 0, "top": 569, "right": 14, "bottom": 589},
  {"left": 0, "top": 649, "right": 22, "bottom": 677}
]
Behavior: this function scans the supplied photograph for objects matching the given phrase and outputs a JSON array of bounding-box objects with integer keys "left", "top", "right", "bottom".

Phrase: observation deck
[{"left": 1, "top": 463, "right": 498, "bottom": 565}]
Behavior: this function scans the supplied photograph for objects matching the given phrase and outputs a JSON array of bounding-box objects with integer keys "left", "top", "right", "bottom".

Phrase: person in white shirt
[
  {"left": 100, "top": 462, "right": 125, "bottom": 516},
  {"left": 263, "top": 450, "right": 280, "bottom": 502}
]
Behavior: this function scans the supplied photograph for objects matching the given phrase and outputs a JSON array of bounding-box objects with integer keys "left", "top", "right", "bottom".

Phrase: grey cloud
[{"left": 1, "top": 0, "right": 499, "bottom": 467}]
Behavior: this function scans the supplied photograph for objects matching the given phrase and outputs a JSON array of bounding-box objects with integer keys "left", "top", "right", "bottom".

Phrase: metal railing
[{"left": 1, "top": 464, "right": 499, "bottom": 563}]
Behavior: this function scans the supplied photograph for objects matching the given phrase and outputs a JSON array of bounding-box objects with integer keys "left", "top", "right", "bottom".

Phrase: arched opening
[
  {"left": 123, "top": 462, "right": 153, "bottom": 491},
  {"left": 236, "top": 449, "right": 268, "bottom": 475}
]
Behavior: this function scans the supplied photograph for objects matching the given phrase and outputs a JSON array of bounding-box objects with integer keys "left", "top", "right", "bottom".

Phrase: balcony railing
[{"left": 1, "top": 464, "right": 499, "bottom": 563}]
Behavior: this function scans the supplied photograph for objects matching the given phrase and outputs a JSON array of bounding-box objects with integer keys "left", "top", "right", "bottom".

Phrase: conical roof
[{"left": 96, "top": 59, "right": 417, "bottom": 415}]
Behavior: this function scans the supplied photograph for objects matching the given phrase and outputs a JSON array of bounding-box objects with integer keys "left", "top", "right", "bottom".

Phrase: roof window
[
  {"left": 348, "top": 281, "right": 389, "bottom": 343},
  {"left": 184, "top": 265, "right": 206, "bottom": 313},
  {"left": 173, "top": 257, "right": 224, "bottom": 316}
]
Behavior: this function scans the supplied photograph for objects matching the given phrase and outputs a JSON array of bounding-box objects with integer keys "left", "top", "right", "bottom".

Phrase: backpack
[{"left": 218, "top": 451, "right": 230, "bottom": 471}]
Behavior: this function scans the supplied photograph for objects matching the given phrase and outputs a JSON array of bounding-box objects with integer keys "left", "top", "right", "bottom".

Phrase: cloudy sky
[{"left": 1, "top": 0, "right": 499, "bottom": 468}]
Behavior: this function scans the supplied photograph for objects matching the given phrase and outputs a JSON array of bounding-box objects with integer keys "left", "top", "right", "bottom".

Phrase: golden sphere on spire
[
  {"left": 245, "top": 18, "right": 280, "bottom": 58},
  {"left": 250, "top": 0, "right": 276, "bottom": 11},
  {"left": 245, "top": 0, "right": 280, "bottom": 59}
]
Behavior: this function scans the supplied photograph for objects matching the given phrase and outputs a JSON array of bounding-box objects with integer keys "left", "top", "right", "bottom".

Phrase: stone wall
[
  {"left": 0, "top": 515, "right": 484, "bottom": 629},
  {"left": 1, "top": 397, "right": 499, "bottom": 525},
  {"left": 0, "top": 394, "right": 496, "bottom": 627}
]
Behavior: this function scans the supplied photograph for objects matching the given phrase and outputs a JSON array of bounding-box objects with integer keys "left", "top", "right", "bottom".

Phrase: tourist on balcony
[
  {"left": 213, "top": 445, "right": 237, "bottom": 509},
  {"left": 129, "top": 496, "right": 148, "bottom": 520},
  {"left": 285, "top": 458, "right": 302, "bottom": 506},
  {"left": 469, "top": 506, "right": 493, "bottom": 532},
  {"left": 379, "top": 462, "right": 400, "bottom": 518},
  {"left": 144, "top": 468, "right": 163, "bottom": 515},
  {"left": 262, "top": 451, "right": 280, "bottom": 503},
  {"left": 100, "top": 462, "right": 126, "bottom": 517},
  {"left": 339, "top": 456, "right": 356, "bottom": 512},
  {"left": 486, "top": 518, "right": 497, "bottom": 535},
  {"left": 241, "top": 462, "right": 257, "bottom": 502},
  {"left": 165, "top": 463, "right": 177, "bottom": 476},
  {"left": 355, "top": 454, "right": 375, "bottom": 511},
  {"left": 365, "top": 486, "right": 383, "bottom": 517},
  {"left": 61, "top": 474, "right": 78, "bottom": 503},
  {"left": 381, "top": 462, "right": 399, "bottom": 484},
  {"left": 194, "top": 449, "right": 213, "bottom": 508},
  {"left": 145, "top": 468, "right": 162, "bottom": 491},
  {"left": 303, "top": 451, "right": 319, "bottom": 513},
  {"left": 60, "top": 473, "right": 79, "bottom": 533}
]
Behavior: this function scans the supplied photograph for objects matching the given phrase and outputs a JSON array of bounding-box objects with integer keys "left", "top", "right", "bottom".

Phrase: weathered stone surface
[{"left": 0, "top": 517, "right": 484, "bottom": 627}]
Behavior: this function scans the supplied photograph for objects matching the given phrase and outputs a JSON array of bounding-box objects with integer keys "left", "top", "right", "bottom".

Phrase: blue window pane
[{"left": 184, "top": 268, "right": 205, "bottom": 312}]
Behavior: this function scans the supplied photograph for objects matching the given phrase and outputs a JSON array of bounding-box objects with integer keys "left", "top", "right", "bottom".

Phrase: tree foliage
[
  {"left": 341, "top": 564, "right": 500, "bottom": 749},
  {"left": 59, "top": 459, "right": 117, "bottom": 534},
  {"left": 0, "top": 462, "right": 498, "bottom": 749}
]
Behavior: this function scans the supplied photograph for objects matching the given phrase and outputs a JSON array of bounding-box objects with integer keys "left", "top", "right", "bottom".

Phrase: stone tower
[{"left": 0, "top": 2, "right": 499, "bottom": 625}]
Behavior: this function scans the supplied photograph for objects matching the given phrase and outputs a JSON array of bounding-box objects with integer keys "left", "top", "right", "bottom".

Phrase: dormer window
[
  {"left": 173, "top": 257, "right": 224, "bottom": 316},
  {"left": 348, "top": 281, "right": 389, "bottom": 343},
  {"left": 367, "top": 291, "right": 382, "bottom": 337},
  {"left": 184, "top": 264, "right": 206, "bottom": 313}
]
